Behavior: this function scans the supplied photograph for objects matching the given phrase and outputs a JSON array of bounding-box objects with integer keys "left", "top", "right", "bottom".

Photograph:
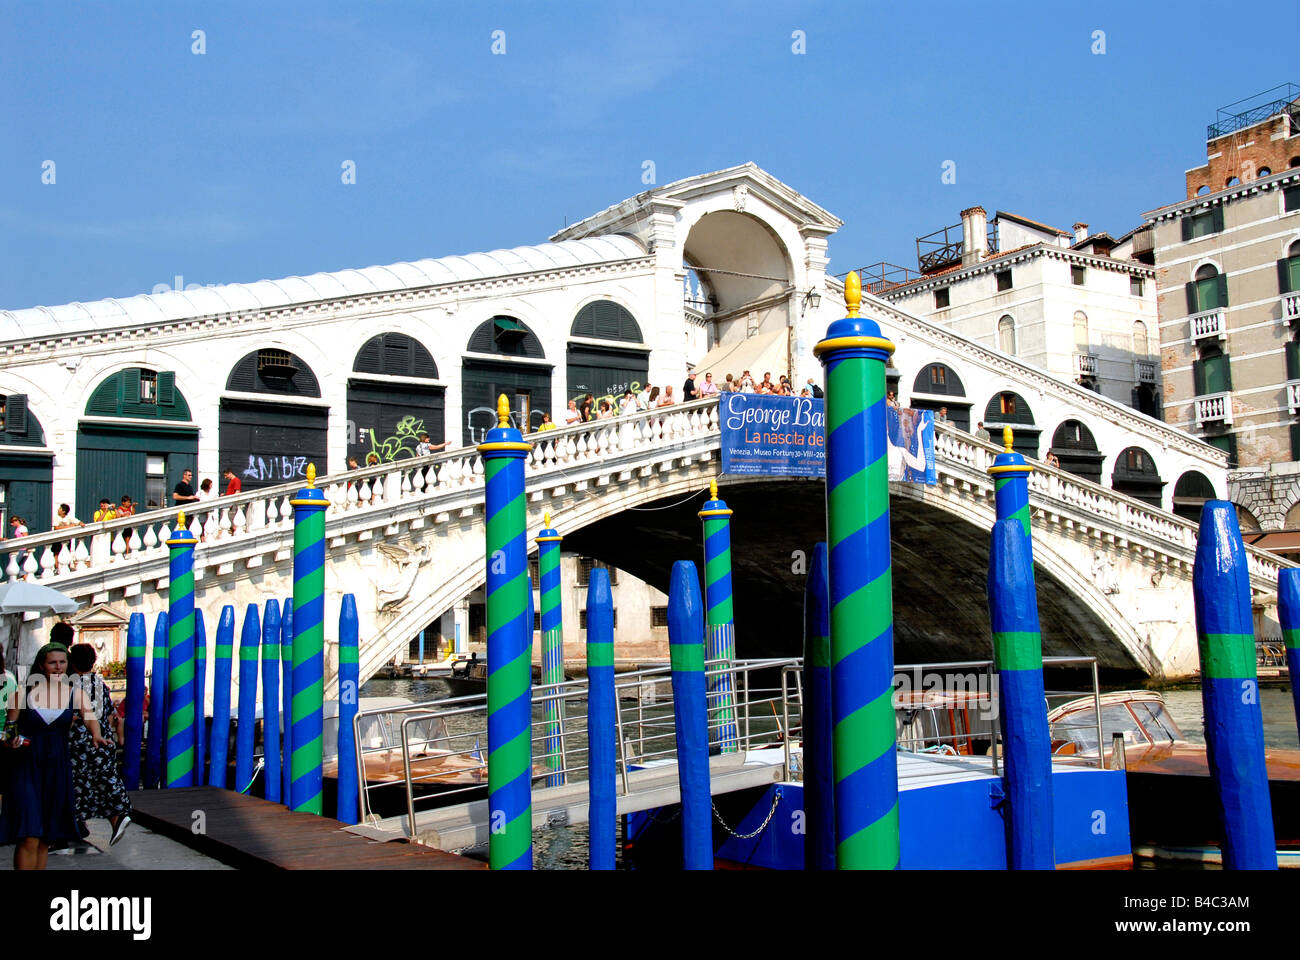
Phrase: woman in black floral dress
[{"left": 67, "top": 643, "right": 131, "bottom": 845}]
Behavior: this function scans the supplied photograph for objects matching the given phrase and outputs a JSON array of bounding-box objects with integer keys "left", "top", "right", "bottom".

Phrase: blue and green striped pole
[
  {"left": 813, "top": 270, "right": 900, "bottom": 870},
  {"left": 1278, "top": 570, "right": 1300, "bottom": 747},
  {"left": 479, "top": 395, "right": 533, "bottom": 869},
  {"left": 207, "top": 605, "right": 235, "bottom": 789},
  {"left": 281, "top": 598, "right": 294, "bottom": 805},
  {"left": 668, "top": 560, "right": 713, "bottom": 870},
  {"left": 262, "top": 599, "right": 282, "bottom": 804},
  {"left": 193, "top": 608, "right": 208, "bottom": 786},
  {"left": 987, "top": 518, "right": 1055, "bottom": 869},
  {"left": 536, "top": 512, "right": 566, "bottom": 787},
  {"left": 289, "top": 463, "right": 328, "bottom": 815},
  {"left": 337, "top": 594, "right": 360, "bottom": 825},
  {"left": 991, "top": 428, "right": 1032, "bottom": 557},
  {"left": 123, "top": 612, "right": 146, "bottom": 791},
  {"left": 145, "top": 612, "right": 168, "bottom": 788},
  {"left": 165, "top": 512, "right": 197, "bottom": 788},
  {"left": 236, "top": 603, "right": 261, "bottom": 794},
  {"left": 586, "top": 567, "right": 616, "bottom": 869},
  {"left": 699, "top": 479, "right": 738, "bottom": 753},
  {"left": 803, "top": 542, "right": 834, "bottom": 871},
  {"left": 1193, "top": 501, "right": 1277, "bottom": 870}
]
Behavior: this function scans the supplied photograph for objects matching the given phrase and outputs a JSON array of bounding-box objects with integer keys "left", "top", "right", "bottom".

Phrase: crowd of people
[{"left": 0, "top": 621, "right": 132, "bottom": 869}]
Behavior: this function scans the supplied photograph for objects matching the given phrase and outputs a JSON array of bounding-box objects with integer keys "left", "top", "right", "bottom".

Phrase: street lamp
[{"left": 801, "top": 288, "right": 822, "bottom": 316}]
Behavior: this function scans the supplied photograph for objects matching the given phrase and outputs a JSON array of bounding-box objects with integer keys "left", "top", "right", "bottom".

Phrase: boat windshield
[
  {"left": 1128, "top": 699, "right": 1183, "bottom": 742},
  {"left": 1051, "top": 703, "right": 1148, "bottom": 755},
  {"left": 323, "top": 712, "right": 452, "bottom": 760}
]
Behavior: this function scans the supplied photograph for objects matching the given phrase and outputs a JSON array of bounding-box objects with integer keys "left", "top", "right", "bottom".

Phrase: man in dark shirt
[
  {"left": 682, "top": 369, "right": 697, "bottom": 401},
  {"left": 172, "top": 469, "right": 200, "bottom": 506}
]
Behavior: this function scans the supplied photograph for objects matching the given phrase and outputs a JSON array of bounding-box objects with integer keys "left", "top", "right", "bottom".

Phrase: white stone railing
[
  {"left": 1190, "top": 308, "right": 1226, "bottom": 342},
  {"left": 1194, "top": 392, "right": 1233, "bottom": 427},
  {"left": 1282, "top": 292, "right": 1300, "bottom": 323},
  {"left": 1136, "top": 359, "right": 1158, "bottom": 385},
  {"left": 931, "top": 423, "right": 1286, "bottom": 588},
  {"left": 0, "top": 398, "right": 722, "bottom": 584},
  {"left": 1289, "top": 381, "right": 1300, "bottom": 415},
  {"left": 1075, "top": 353, "right": 1098, "bottom": 377}
]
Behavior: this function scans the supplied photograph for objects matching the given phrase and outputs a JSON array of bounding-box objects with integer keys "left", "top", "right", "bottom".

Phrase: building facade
[{"left": 1146, "top": 86, "right": 1300, "bottom": 532}]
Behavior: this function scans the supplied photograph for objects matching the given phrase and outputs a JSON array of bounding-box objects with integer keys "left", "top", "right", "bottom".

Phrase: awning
[
  {"left": 690, "top": 329, "right": 787, "bottom": 380},
  {"left": 1242, "top": 530, "right": 1300, "bottom": 556},
  {"left": 493, "top": 317, "right": 525, "bottom": 333}
]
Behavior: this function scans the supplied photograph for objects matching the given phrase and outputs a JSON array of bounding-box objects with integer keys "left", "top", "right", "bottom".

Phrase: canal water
[{"left": 362, "top": 674, "right": 1298, "bottom": 868}]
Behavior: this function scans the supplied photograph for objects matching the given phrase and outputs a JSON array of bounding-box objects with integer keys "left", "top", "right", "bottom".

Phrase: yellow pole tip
[
  {"left": 177, "top": 510, "right": 186, "bottom": 529},
  {"left": 1002, "top": 427, "right": 1014, "bottom": 453},
  {"left": 544, "top": 511, "right": 551, "bottom": 528},
  {"left": 709, "top": 478, "right": 718, "bottom": 500},
  {"left": 306, "top": 462, "right": 317, "bottom": 488},
  {"left": 845, "top": 271, "right": 862, "bottom": 318},
  {"left": 497, "top": 394, "right": 511, "bottom": 427}
]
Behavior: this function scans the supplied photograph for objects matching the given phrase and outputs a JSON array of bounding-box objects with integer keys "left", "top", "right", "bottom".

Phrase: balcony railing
[
  {"left": 1195, "top": 392, "right": 1233, "bottom": 427},
  {"left": 1135, "top": 360, "right": 1158, "bottom": 385},
  {"left": 1189, "top": 308, "right": 1226, "bottom": 343},
  {"left": 1282, "top": 292, "right": 1300, "bottom": 324},
  {"left": 1289, "top": 381, "right": 1300, "bottom": 415},
  {"left": 1075, "top": 353, "right": 1099, "bottom": 377}
]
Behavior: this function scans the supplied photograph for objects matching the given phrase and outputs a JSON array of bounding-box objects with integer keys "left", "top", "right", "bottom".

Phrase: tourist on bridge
[
  {"left": 657, "top": 385, "right": 676, "bottom": 407},
  {"left": 416, "top": 431, "right": 450, "bottom": 456},
  {"left": 739, "top": 370, "right": 755, "bottom": 393},
  {"left": 596, "top": 400, "right": 615, "bottom": 420},
  {"left": 937, "top": 406, "right": 950, "bottom": 425},
  {"left": 222, "top": 468, "right": 242, "bottom": 496},
  {"left": 647, "top": 386, "right": 661, "bottom": 407},
  {"left": 67, "top": 642, "right": 131, "bottom": 847},
  {"left": 538, "top": 413, "right": 557, "bottom": 432},
  {"left": 0, "top": 626, "right": 109, "bottom": 870},
  {"left": 975, "top": 421, "right": 991, "bottom": 442},
  {"left": 698, "top": 373, "right": 719, "bottom": 397},
  {"left": 636, "top": 383, "right": 651, "bottom": 410},
  {"left": 682, "top": 370, "right": 697, "bottom": 401},
  {"left": 620, "top": 391, "right": 637, "bottom": 416},
  {"left": 171, "top": 469, "right": 200, "bottom": 507},
  {"left": 806, "top": 378, "right": 823, "bottom": 398},
  {"left": 118, "top": 495, "right": 136, "bottom": 554},
  {"left": 565, "top": 400, "right": 582, "bottom": 425},
  {"left": 581, "top": 394, "right": 595, "bottom": 422},
  {"left": 92, "top": 498, "right": 115, "bottom": 523},
  {"left": 1045, "top": 450, "right": 1061, "bottom": 469}
]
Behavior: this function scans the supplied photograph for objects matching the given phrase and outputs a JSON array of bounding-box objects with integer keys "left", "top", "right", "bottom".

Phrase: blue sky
[{"left": 1, "top": 0, "right": 1295, "bottom": 310}]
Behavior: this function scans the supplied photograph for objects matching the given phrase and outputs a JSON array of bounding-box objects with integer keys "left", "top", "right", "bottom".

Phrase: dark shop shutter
[{"left": 4, "top": 395, "right": 27, "bottom": 437}]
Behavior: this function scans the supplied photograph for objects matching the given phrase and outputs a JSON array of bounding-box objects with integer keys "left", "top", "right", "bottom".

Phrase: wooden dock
[{"left": 128, "top": 787, "right": 484, "bottom": 870}]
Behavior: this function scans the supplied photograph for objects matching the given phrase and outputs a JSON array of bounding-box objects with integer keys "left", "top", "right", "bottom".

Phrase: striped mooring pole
[
  {"left": 236, "top": 603, "right": 261, "bottom": 794},
  {"left": 536, "top": 511, "right": 566, "bottom": 787},
  {"left": 667, "top": 560, "right": 713, "bottom": 870},
  {"left": 289, "top": 463, "right": 328, "bottom": 815},
  {"left": 207, "top": 605, "right": 235, "bottom": 789},
  {"left": 281, "top": 598, "right": 294, "bottom": 805},
  {"left": 1192, "top": 501, "right": 1277, "bottom": 869},
  {"left": 586, "top": 567, "right": 617, "bottom": 870},
  {"left": 165, "top": 512, "right": 198, "bottom": 788},
  {"left": 261, "top": 599, "right": 282, "bottom": 804},
  {"left": 123, "top": 613, "right": 146, "bottom": 791},
  {"left": 987, "top": 518, "right": 1055, "bottom": 869},
  {"left": 336, "top": 594, "right": 360, "bottom": 825},
  {"left": 145, "top": 612, "right": 168, "bottom": 789},
  {"left": 802, "top": 541, "right": 834, "bottom": 871},
  {"left": 699, "top": 479, "right": 738, "bottom": 753},
  {"left": 1277, "top": 569, "right": 1300, "bottom": 748},
  {"left": 813, "top": 269, "right": 900, "bottom": 869},
  {"left": 478, "top": 395, "right": 533, "bottom": 869},
  {"left": 988, "top": 428, "right": 1054, "bottom": 869},
  {"left": 193, "top": 608, "right": 208, "bottom": 786}
]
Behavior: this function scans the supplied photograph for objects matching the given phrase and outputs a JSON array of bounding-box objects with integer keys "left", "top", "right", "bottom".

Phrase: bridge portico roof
[{"left": 0, "top": 235, "right": 647, "bottom": 343}]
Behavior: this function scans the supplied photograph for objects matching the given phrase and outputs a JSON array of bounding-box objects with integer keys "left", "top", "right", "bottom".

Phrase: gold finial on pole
[
  {"left": 709, "top": 478, "right": 718, "bottom": 500},
  {"left": 845, "top": 271, "right": 862, "bottom": 318},
  {"left": 544, "top": 511, "right": 551, "bottom": 528},
  {"left": 177, "top": 510, "right": 186, "bottom": 530},
  {"left": 497, "top": 394, "right": 511, "bottom": 428},
  {"left": 1002, "top": 427, "right": 1014, "bottom": 453},
  {"left": 306, "top": 462, "right": 317, "bottom": 488}
]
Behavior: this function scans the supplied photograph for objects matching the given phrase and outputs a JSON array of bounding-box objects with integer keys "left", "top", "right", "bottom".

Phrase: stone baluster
[
  {"left": 22, "top": 552, "right": 39, "bottom": 580},
  {"left": 5, "top": 553, "right": 19, "bottom": 580},
  {"left": 39, "top": 546, "right": 56, "bottom": 580},
  {"left": 280, "top": 495, "right": 294, "bottom": 527},
  {"left": 74, "top": 539, "right": 91, "bottom": 570},
  {"left": 471, "top": 455, "right": 485, "bottom": 483},
  {"left": 111, "top": 530, "right": 127, "bottom": 560},
  {"left": 267, "top": 495, "right": 281, "bottom": 525},
  {"left": 232, "top": 504, "right": 248, "bottom": 536},
  {"left": 202, "top": 512, "right": 218, "bottom": 542}
]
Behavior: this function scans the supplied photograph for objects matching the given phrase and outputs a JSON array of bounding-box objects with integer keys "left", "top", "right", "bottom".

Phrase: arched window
[
  {"left": 225, "top": 349, "right": 322, "bottom": 397},
  {"left": 1050, "top": 420, "right": 1103, "bottom": 485},
  {"left": 1073, "top": 310, "right": 1089, "bottom": 348},
  {"left": 570, "top": 300, "right": 643, "bottom": 343},
  {"left": 1132, "top": 320, "right": 1148, "bottom": 356},
  {"left": 997, "top": 315, "right": 1015, "bottom": 355},
  {"left": 1196, "top": 185, "right": 1211, "bottom": 195},
  {"left": 983, "top": 391, "right": 1037, "bottom": 457},
  {"left": 910, "top": 364, "right": 970, "bottom": 430},
  {"left": 353, "top": 333, "right": 439, "bottom": 379},
  {"left": 1188, "top": 263, "right": 1226, "bottom": 314},
  {"left": 1226, "top": 176, "right": 1240, "bottom": 187},
  {"left": 348, "top": 333, "right": 446, "bottom": 466},
  {"left": 1258, "top": 167, "right": 1272, "bottom": 178},
  {"left": 1281, "top": 240, "right": 1300, "bottom": 296},
  {"left": 466, "top": 316, "right": 545, "bottom": 359},
  {"left": 1111, "top": 446, "right": 1163, "bottom": 507},
  {"left": 1172, "top": 470, "right": 1216, "bottom": 523}
]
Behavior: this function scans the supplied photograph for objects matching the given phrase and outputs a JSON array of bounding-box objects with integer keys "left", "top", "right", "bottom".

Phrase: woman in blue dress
[{"left": 0, "top": 641, "right": 110, "bottom": 870}]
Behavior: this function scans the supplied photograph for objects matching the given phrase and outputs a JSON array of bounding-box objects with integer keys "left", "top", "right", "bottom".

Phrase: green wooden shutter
[
  {"left": 157, "top": 371, "right": 176, "bottom": 407},
  {"left": 1281, "top": 259, "right": 1293, "bottom": 295},
  {"left": 1216, "top": 274, "right": 1229, "bottom": 308},
  {"left": 4, "top": 394, "right": 27, "bottom": 437},
  {"left": 1291, "top": 424, "right": 1300, "bottom": 462},
  {"left": 1185, "top": 281, "right": 1198, "bottom": 314},
  {"left": 1287, "top": 341, "right": 1300, "bottom": 381},
  {"left": 120, "top": 368, "right": 141, "bottom": 407},
  {"left": 1290, "top": 257, "right": 1300, "bottom": 295},
  {"left": 1181, "top": 216, "right": 1194, "bottom": 242},
  {"left": 1211, "top": 206, "right": 1224, "bottom": 234},
  {"left": 1192, "top": 358, "right": 1207, "bottom": 396}
]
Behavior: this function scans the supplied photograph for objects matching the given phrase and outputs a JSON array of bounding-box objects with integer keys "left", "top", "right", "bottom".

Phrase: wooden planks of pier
[{"left": 128, "top": 787, "right": 484, "bottom": 870}]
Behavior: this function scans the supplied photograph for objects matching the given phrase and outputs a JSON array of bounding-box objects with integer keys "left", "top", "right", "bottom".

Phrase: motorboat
[{"left": 1047, "top": 689, "right": 1300, "bottom": 866}]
